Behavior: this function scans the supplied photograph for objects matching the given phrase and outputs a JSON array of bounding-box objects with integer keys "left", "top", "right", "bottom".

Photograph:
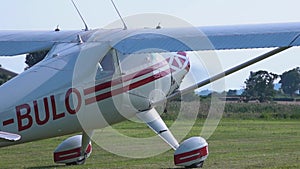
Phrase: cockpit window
[
  {"left": 96, "top": 50, "right": 116, "bottom": 80},
  {"left": 100, "top": 52, "right": 115, "bottom": 72}
]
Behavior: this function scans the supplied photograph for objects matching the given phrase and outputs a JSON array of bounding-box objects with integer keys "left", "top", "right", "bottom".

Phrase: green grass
[
  {"left": 0, "top": 119, "right": 299, "bottom": 169},
  {"left": 224, "top": 102, "right": 300, "bottom": 119}
]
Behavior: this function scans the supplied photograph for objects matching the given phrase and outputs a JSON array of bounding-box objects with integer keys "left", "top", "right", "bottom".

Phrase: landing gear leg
[
  {"left": 136, "top": 108, "right": 179, "bottom": 149},
  {"left": 137, "top": 109, "right": 208, "bottom": 168},
  {"left": 78, "top": 130, "right": 93, "bottom": 165}
]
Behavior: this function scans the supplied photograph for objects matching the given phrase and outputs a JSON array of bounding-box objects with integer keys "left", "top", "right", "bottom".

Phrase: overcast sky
[{"left": 1, "top": 0, "right": 300, "bottom": 89}]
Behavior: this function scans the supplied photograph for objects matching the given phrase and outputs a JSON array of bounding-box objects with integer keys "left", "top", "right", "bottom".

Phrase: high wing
[
  {"left": 0, "top": 30, "right": 84, "bottom": 56},
  {"left": 202, "top": 22, "right": 300, "bottom": 50},
  {"left": 1, "top": 22, "right": 300, "bottom": 56},
  {"left": 112, "top": 22, "right": 300, "bottom": 54}
]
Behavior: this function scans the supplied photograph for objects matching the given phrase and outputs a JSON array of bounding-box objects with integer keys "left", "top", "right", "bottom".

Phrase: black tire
[
  {"left": 65, "top": 154, "right": 86, "bottom": 165},
  {"left": 185, "top": 161, "right": 204, "bottom": 168}
]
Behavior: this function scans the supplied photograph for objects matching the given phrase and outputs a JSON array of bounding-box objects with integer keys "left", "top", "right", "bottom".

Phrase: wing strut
[{"left": 153, "top": 46, "right": 291, "bottom": 106}]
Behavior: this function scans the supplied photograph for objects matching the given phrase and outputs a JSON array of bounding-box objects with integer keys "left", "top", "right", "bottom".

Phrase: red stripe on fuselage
[
  {"left": 83, "top": 61, "right": 168, "bottom": 95},
  {"left": 84, "top": 69, "right": 171, "bottom": 105}
]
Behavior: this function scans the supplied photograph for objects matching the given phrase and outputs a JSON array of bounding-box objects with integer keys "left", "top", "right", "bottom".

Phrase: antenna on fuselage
[
  {"left": 71, "top": 0, "right": 89, "bottom": 31},
  {"left": 110, "top": 0, "right": 127, "bottom": 30}
]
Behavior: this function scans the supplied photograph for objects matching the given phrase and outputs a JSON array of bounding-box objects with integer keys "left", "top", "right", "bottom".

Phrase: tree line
[
  {"left": 0, "top": 73, "right": 11, "bottom": 86},
  {"left": 240, "top": 67, "right": 300, "bottom": 102}
]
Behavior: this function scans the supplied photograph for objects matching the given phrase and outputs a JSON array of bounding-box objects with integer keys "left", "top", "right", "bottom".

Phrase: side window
[
  {"left": 101, "top": 52, "right": 115, "bottom": 72},
  {"left": 96, "top": 50, "right": 116, "bottom": 80},
  {"left": 118, "top": 53, "right": 154, "bottom": 75}
]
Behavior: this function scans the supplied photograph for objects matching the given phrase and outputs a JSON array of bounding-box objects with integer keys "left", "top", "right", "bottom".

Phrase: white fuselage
[{"left": 0, "top": 39, "right": 190, "bottom": 147}]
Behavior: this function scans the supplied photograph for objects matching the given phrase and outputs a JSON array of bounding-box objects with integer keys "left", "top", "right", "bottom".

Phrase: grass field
[{"left": 0, "top": 119, "right": 299, "bottom": 169}]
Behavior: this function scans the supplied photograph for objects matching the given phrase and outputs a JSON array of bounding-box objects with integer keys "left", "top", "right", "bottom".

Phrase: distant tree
[
  {"left": 0, "top": 73, "right": 10, "bottom": 86},
  {"left": 25, "top": 50, "right": 49, "bottom": 68},
  {"left": 227, "top": 89, "right": 237, "bottom": 96},
  {"left": 280, "top": 67, "right": 300, "bottom": 97},
  {"left": 242, "top": 70, "right": 278, "bottom": 103}
]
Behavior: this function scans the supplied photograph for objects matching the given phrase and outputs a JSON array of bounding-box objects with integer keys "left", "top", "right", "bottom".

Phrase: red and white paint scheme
[
  {"left": 174, "top": 137, "right": 208, "bottom": 168},
  {"left": 1, "top": 14, "right": 299, "bottom": 168},
  {"left": 54, "top": 135, "right": 92, "bottom": 165},
  {"left": 0, "top": 39, "right": 204, "bottom": 166}
]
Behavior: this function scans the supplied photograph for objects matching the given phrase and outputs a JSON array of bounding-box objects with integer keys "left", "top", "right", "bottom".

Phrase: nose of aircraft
[{"left": 166, "top": 51, "right": 191, "bottom": 95}]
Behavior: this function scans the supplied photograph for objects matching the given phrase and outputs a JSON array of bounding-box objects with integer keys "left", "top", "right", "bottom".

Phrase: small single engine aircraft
[{"left": 1, "top": 2, "right": 300, "bottom": 167}]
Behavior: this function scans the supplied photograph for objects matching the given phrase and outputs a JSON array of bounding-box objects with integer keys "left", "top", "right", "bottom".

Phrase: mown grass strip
[{"left": 0, "top": 119, "right": 299, "bottom": 169}]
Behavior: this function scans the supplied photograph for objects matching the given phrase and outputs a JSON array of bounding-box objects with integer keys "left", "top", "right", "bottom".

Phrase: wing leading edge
[
  {"left": 202, "top": 22, "right": 300, "bottom": 50},
  {"left": 0, "top": 30, "right": 84, "bottom": 56},
  {"left": 1, "top": 22, "right": 300, "bottom": 56},
  {"left": 112, "top": 22, "right": 300, "bottom": 54}
]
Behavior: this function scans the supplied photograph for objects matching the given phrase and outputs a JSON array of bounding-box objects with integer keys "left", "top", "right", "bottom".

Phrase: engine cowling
[
  {"left": 174, "top": 137, "right": 208, "bottom": 168},
  {"left": 53, "top": 135, "right": 92, "bottom": 165}
]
